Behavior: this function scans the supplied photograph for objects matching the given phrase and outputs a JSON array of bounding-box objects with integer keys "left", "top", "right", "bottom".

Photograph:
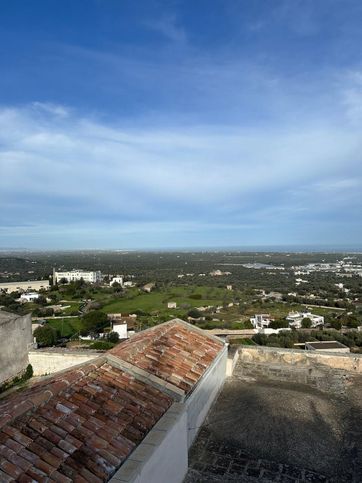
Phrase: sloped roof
[
  {"left": 109, "top": 319, "right": 224, "bottom": 394},
  {"left": 0, "top": 319, "right": 225, "bottom": 481},
  {"left": 0, "top": 359, "right": 172, "bottom": 482}
]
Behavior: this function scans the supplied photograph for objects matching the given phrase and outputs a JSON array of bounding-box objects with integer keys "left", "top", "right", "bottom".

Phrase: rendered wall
[
  {"left": 237, "top": 345, "right": 362, "bottom": 394},
  {"left": 111, "top": 403, "right": 188, "bottom": 483},
  {"left": 0, "top": 313, "right": 32, "bottom": 385},
  {"left": 29, "top": 350, "right": 97, "bottom": 376},
  {"left": 185, "top": 344, "right": 228, "bottom": 447}
]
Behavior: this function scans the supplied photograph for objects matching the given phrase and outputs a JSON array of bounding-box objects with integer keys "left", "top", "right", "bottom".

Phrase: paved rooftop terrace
[{"left": 185, "top": 364, "right": 362, "bottom": 483}]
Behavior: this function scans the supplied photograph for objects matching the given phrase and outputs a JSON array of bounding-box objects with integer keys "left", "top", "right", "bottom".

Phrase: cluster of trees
[{"left": 33, "top": 310, "right": 121, "bottom": 347}]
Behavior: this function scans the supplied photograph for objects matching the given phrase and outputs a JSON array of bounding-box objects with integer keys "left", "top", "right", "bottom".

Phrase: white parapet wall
[
  {"left": 185, "top": 344, "right": 228, "bottom": 447},
  {"left": 110, "top": 403, "right": 188, "bottom": 483},
  {"left": 29, "top": 350, "right": 98, "bottom": 376}
]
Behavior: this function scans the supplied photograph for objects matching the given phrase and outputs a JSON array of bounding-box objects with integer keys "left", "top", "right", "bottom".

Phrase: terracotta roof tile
[
  {"left": 0, "top": 361, "right": 172, "bottom": 481},
  {"left": 109, "top": 319, "right": 224, "bottom": 394}
]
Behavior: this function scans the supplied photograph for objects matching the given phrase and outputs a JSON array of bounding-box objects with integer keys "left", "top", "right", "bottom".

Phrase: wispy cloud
[
  {"left": 0, "top": 92, "right": 361, "bottom": 248},
  {"left": 144, "top": 14, "right": 187, "bottom": 44}
]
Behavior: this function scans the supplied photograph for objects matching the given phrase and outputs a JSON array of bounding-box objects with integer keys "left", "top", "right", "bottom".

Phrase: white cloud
[{"left": 0, "top": 100, "right": 361, "bottom": 246}]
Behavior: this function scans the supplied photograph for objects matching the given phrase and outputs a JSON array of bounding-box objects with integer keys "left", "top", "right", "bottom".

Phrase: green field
[
  {"left": 47, "top": 317, "right": 84, "bottom": 338},
  {"left": 102, "top": 286, "right": 233, "bottom": 314}
]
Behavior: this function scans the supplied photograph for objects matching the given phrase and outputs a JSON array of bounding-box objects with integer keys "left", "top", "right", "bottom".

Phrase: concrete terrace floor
[{"left": 185, "top": 368, "right": 362, "bottom": 482}]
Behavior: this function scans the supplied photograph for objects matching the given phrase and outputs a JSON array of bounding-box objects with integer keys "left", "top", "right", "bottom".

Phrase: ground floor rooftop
[{"left": 185, "top": 363, "right": 362, "bottom": 482}]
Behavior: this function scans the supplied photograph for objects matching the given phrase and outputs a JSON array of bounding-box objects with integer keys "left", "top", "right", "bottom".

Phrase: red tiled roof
[
  {"left": 109, "top": 319, "right": 224, "bottom": 394},
  {"left": 0, "top": 359, "right": 172, "bottom": 482}
]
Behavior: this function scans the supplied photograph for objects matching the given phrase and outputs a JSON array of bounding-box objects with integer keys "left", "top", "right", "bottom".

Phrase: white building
[
  {"left": 286, "top": 311, "right": 324, "bottom": 329},
  {"left": 250, "top": 314, "right": 272, "bottom": 330},
  {"left": 53, "top": 269, "right": 102, "bottom": 284},
  {"left": 109, "top": 314, "right": 137, "bottom": 339},
  {"left": 19, "top": 292, "right": 40, "bottom": 303},
  {"left": 123, "top": 281, "right": 136, "bottom": 287},
  {"left": 110, "top": 276, "right": 123, "bottom": 287},
  {"left": 111, "top": 321, "right": 128, "bottom": 339}
]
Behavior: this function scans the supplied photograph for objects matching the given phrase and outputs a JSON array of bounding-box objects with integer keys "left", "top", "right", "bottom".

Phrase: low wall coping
[
  {"left": 110, "top": 402, "right": 185, "bottom": 483},
  {"left": 238, "top": 344, "right": 362, "bottom": 360}
]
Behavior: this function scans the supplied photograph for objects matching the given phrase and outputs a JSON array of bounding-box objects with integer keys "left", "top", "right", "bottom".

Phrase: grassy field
[
  {"left": 102, "top": 286, "right": 234, "bottom": 314},
  {"left": 47, "top": 317, "right": 84, "bottom": 338}
]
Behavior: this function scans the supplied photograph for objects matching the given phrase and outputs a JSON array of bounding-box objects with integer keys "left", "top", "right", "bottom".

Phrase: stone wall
[
  {"left": 0, "top": 312, "right": 33, "bottom": 385},
  {"left": 236, "top": 345, "right": 362, "bottom": 394},
  {"left": 29, "top": 350, "right": 98, "bottom": 376}
]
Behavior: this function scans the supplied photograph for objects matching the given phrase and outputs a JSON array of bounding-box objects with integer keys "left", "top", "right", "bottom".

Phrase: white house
[
  {"left": 250, "top": 314, "right": 272, "bottom": 329},
  {"left": 19, "top": 292, "right": 40, "bottom": 303},
  {"left": 110, "top": 276, "right": 123, "bottom": 287},
  {"left": 123, "top": 281, "right": 136, "bottom": 287},
  {"left": 286, "top": 311, "right": 324, "bottom": 329}
]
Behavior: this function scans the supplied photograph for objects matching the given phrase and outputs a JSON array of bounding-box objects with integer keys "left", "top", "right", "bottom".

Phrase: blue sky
[{"left": 0, "top": 0, "right": 361, "bottom": 249}]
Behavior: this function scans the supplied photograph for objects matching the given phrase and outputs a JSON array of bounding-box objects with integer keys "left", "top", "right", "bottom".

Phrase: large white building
[{"left": 53, "top": 269, "right": 102, "bottom": 284}]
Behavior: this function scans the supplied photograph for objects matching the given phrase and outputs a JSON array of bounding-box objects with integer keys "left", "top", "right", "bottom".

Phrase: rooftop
[
  {"left": 109, "top": 319, "right": 223, "bottom": 394},
  {"left": 0, "top": 359, "right": 172, "bottom": 481},
  {"left": 306, "top": 341, "right": 348, "bottom": 350},
  {"left": 185, "top": 361, "right": 362, "bottom": 482},
  {"left": 0, "top": 319, "right": 225, "bottom": 482}
]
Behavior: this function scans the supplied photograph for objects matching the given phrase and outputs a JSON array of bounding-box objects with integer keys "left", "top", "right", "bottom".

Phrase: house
[
  {"left": 168, "top": 301, "right": 177, "bottom": 309},
  {"left": 210, "top": 270, "right": 231, "bottom": 276},
  {"left": 286, "top": 311, "right": 324, "bottom": 329},
  {"left": 0, "top": 319, "right": 227, "bottom": 483},
  {"left": 305, "top": 341, "right": 350, "bottom": 353},
  {"left": 109, "top": 313, "right": 137, "bottom": 338},
  {"left": 250, "top": 314, "right": 272, "bottom": 329},
  {"left": 19, "top": 292, "right": 40, "bottom": 302},
  {"left": 123, "top": 280, "right": 136, "bottom": 287},
  {"left": 110, "top": 276, "right": 123, "bottom": 287},
  {"left": 142, "top": 282, "right": 155, "bottom": 293}
]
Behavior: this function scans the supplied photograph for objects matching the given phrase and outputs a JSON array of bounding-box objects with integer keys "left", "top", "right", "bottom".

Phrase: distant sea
[{"left": 1, "top": 244, "right": 361, "bottom": 254}]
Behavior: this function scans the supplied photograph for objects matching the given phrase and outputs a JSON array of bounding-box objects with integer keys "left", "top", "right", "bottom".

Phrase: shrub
[
  {"left": 269, "top": 319, "right": 288, "bottom": 329},
  {"left": 107, "top": 331, "right": 120, "bottom": 343},
  {"left": 89, "top": 341, "right": 114, "bottom": 350},
  {"left": 34, "top": 325, "right": 58, "bottom": 347},
  {"left": 301, "top": 317, "right": 312, "bottom": 328},
  {"left": 82, "top": 310, "right": 108, "bottom": 333}
]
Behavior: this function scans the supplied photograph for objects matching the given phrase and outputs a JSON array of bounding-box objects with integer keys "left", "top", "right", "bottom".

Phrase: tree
[
  {"left": 269, "top": 319, "right": 289, "bottom": 329},
  {"left": 188, "top": 308, "right": 202, "bottom": 319},
  {"left": 34, "top": 325, "right": 58, "bottom": 347},
  {"left": 301, "top": 317, "right": 312, "bottom": 329},
  {"left": 107, "top": 331, "right": 120, "bottom": 343},
  {"left": 35, "top": 295, "right": 48, "bottom": 306},
  {"left": 330, "top": 319, "right": 342, "bottom": 330},
  {"left": 81, "top": 310, "right": 108, "bottom": 333}
]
